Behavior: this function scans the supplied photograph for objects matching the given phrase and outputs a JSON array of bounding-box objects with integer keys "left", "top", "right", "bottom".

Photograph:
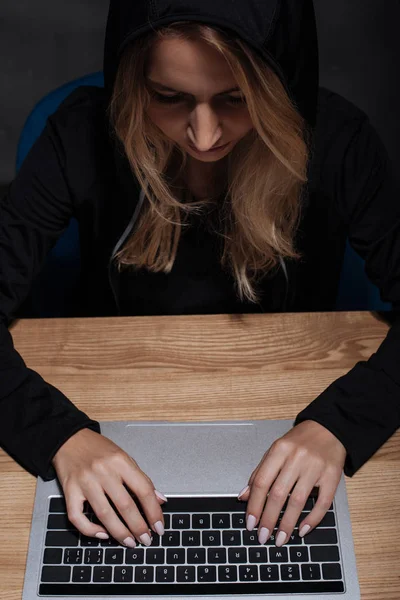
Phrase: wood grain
[{"left": 1, "top": 312, "right": 399, "bottom": 599}]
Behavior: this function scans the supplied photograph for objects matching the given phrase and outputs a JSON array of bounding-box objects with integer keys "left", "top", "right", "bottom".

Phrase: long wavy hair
[{"left": 109, "top": 21, "right": 311, "bottom": 303}]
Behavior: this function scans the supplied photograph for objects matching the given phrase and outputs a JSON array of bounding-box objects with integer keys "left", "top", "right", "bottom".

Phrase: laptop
[{"left": 22, "top": 419, "right": 361, "bottom": 599}]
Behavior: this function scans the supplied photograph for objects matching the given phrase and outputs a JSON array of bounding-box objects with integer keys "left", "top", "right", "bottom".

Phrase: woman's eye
[
  {"left": 152, "top": 92, "right": 183, "bottom": 104},
  {"left": 152, "top": 91, "right": 246, "bottom": 106}
]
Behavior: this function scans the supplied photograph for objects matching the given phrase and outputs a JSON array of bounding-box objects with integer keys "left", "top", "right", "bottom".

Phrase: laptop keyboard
[{"left": 39, "top": 495, "right": 345, "bottom": 595}]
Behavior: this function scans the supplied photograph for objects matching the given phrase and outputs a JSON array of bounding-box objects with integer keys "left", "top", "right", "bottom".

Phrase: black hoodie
[{"left": 0, "top": 0, "right": 399, "bottom": 481}]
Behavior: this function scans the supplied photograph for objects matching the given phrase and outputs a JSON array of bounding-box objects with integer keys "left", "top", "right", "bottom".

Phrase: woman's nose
[{"left": 188, "top": 103, "right": 222, "bottom": 151}]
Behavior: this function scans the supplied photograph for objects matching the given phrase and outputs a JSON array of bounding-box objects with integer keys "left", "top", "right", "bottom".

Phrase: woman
[{"left": 0, "top": 0, "right": 399, "bottom": 552}]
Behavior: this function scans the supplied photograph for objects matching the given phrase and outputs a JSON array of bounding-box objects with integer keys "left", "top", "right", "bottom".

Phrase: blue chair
[{"left": 16, "top": 74, "right": 391, "bottom": 314}]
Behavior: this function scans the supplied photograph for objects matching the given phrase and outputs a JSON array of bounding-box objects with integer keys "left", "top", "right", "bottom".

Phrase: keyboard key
[
  {"left": 187, "top": 548, "right": 206, "bottom": 564},
  {"left": 249, "top": 547, "right": 267, "bottom": 563},
  {"left": 163, "top": 531, "right": 180, "bottom": 546},
  {"left": 182, "top": 531, "right": 201, "bottom": 546},
  {"left": 80, "top": 535, "right": 99, "bottom": 547},
  {"left": 84, "top": 548, "right": 103, "bottom": 564},
  {"left": 156, "top": 566, "right": 175, "bottom": 582},
  {"left": 223, "top": 530, "right": 241, "bottom": 546},
  {"left": 126, "top": 548, "right": 144, "bottom": 564},
  {"left": 49, "top": 498, "right": 67, "bottom": 513},
  {"left": 163, "top": 514, "right": 170, "bottom": 529},
  {"left": 172, "top": 514, "right": 190, "bottom": 529},
  {"left": 167, "top": 548, "right": 185, "bottom": 564},
  {"left": 43, "top": 548, "right": 63, "bottom": 564},
  {"left": 150, "top": 534, "right": 161, "bottom": 547},
  {"left": 218, "top": 565, "right": 238, "bottom": 581},
  {"left": 207, "top": 548, "right": 227, "bottom": 563},
  {"left": 310, "top": 545, "right": 340, "bottom": 562},
  {"left": 243, "top": 531, "right": 260, "bottom": 545},
  {"left": 72, "top": 566, "right": 91, "bottom": 582},
  {"left": 212, "top": 514, "right": 231, "bottom": 528},
  {"left": 114, "top": 566, "right": 133, "bottom": 582},
  {"left": 289, "top": 546, "right": 309, "bottom": 562},
  {"left": 301, "top": 563, "right": 321, "bottom": 580},
  {"left": 105, "top": 548, "right": 124, "bottom": 564},
  {"left": 135, "top": 566, "right": 154, "bottom": 582},
  {"left": 319, "top": 512, "right": 336, "bottom": 527},
  {"left": 266, "top": 530, "right": 277, "bottom": 545},
  {"left": 322, "top": 563, "right": 342, "bottom": 580},
  {"left": 286, "top": 529, "right": 302, "bottom": 545},
  {"left": 232, "top": 513, "right": 246, "bottom": 528},
  {"left": 100, "top": 536, "right": 120, "bottom": 546},
  {"left": 41, "top": 566, "right": 71, "bottom": 582},
  {"left": 304, "top": 529, "right": 338, "bottom": 545},
  {"left": 228, "top": 547, "right": 247, "bottom": 563},
  {"left": 192, "top": 514, "right": 210, "bottom": 529},
  {"left": 146, "top": 548, "right": 165, "bottom": 564},
  {"left": 239, "top": 565, "right": 258, "bottom": 581},
  {"left": 269, "top": 547, "right": 288, "bottom": 563},
  {"left": 64, "top": 548, "right": 83, "bottom": 564},
  {"left": 177, "top": 566, "right": 195, "bottom": 582},
  {"left": 202, "top": 530, "right": 221, "bottom": 546},
  {"left": 93, "top": 566, "right": 112, "bottom": 582},
  {"left": 198, "top": 565, "right": 217, "bottom": 582},
  {"left": 281, "top": 564, "right": 300, "bottom": 580},
  {"left": 47, "top": 514, "right": 76, "bottom": 530},
  {"left": 45, "top": 531, "right": 79, "bottom": 547},
  {"left": 260, "top": 564, "right": 279, "bottom": 581}
]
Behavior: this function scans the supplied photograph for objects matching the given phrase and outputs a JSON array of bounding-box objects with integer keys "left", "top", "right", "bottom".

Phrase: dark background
[{"left": 1, "top": 1, "right": 399, "bottom": 188}]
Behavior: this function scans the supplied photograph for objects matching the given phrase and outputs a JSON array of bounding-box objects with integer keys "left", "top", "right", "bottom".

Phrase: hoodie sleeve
[
  {"left": 0, "top": 113, "right": 101, "bottom": 482},
  {"left": 294, "top": 113, "right": 400, "bottom": 477}
]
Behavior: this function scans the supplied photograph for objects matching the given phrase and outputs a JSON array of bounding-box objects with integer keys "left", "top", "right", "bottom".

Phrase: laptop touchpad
[{"left": 119, "top": 422, "right": 260, "bottom": 494}]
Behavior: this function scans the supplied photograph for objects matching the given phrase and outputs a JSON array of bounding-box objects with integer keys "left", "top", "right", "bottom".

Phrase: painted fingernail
[
  {"left": 246, "top": 514, "right": 257, "bottom": 531},
  {"left": 299, "top": 524, "right": 311, "bottom": 538},
  {"left": 123, "top": 536, "right": 136, "bottom": 548},
  {"left": 154, "top": 520, "right": 165, "bottom": 536},
  {"left": 95, "top": 532, "right": 109, "bottom": 540},
  {"left": 276, "top": 531, "right": 287, "bottom": 547},
  {"left": 258, "top": 527, "right": 270, "bottom": 545},
  {"left": 155, "top": 489, "right": 168, "bottom": 502},
  {"left": 238, "top": 485, "right": 249, "bottom": 499},
  {"left": 139, "top": 533, "right": 152, "bottom": 546}
]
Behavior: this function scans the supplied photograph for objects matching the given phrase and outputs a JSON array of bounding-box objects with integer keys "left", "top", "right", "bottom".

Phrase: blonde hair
[{"left": 109, "top": 21, "right": 311, "bottom": 303}]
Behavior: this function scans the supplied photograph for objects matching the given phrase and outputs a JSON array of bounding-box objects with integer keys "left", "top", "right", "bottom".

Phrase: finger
[
  {"left": 87, "top": 484, "right": 142, "bottom": 548},
  {"left": 120, "top": 463, "right": 166, "bottom": 540},
  {"left": 154, "top": 489, "right": 168, "bottom": 504},
  {"left": 274, "top": 476, "right": 318, "bottom": 547},
  {"left": 298, "top": 470, "right": 341, "bottom": 538},
  {"left": 245, "top": 447, "right": 286, "bottom": 534},
  {"left": 63, "top": 484, "right": 112, "bottom": 541},
  {"left": 256, "top": 464, "right": 299, "bottom": 547}
]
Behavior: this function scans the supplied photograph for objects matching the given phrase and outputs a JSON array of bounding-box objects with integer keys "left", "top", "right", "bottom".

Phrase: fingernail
[
  {"left": 139, "top": 533, "right": 152, "bottom": 546},
  {"left": 237, "top": 485, "right": 249, "bottom": 499},
  {"left": 246, "top": 514, "right": 257, "bottom": 531},
  {"left": 95, "top": 532, "right": 109, "bottom": 540},
  {"left": 299, "top": 524, "right": 311, "bottom": 538},
  {"left": 154, "top": 520, "right": 165, "bottom": 536},
  {"left": 276, "top": 531, "right": 287, "bottom": 547},
  {"left": 155, "top": 489, "right": 168, "bottom": 502},
  {"left": 123, "top": 536, "right": 136, "bottom": 548},
  {"left": 258, "top": 527, "right": 270, "bottom": 545}
]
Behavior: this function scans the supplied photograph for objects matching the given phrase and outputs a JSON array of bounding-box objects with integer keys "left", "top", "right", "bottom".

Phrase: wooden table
[{"left": 1, "top": 312, "right": 399, "bottom": 599}]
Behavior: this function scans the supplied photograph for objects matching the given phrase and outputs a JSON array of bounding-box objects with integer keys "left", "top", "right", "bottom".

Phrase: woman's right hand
[{"left": 51, "top": 428, "right": 166, "bottom": 548}]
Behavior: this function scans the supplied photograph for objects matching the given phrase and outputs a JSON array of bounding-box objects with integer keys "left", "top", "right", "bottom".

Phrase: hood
[{"left": 103, "top": 0, "right": 320, "bottom": 131}]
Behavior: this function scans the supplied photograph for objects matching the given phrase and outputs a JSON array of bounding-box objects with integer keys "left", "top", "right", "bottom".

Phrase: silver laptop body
[{"left": 22, "top": 419, "right": 361, "bottom": 599}]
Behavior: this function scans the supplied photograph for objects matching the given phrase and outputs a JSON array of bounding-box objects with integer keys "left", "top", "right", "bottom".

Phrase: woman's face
[{"left": 146, "top": 37, "right": 254, "bottom": 163}]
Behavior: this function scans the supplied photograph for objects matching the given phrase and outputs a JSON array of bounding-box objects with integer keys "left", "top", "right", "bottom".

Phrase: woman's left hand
[{"left": 238, "top": 420, "right": 347, "bottom": 547}]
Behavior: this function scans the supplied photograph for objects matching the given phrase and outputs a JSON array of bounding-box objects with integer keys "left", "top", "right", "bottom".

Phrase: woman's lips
[{"left": 189, "top": 142, "right": 230, "bottom": 154}]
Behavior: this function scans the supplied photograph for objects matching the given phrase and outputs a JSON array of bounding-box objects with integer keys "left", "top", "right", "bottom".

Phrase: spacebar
[{"left": 40, "top": 581, "right": 345, "bottom": 595}]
